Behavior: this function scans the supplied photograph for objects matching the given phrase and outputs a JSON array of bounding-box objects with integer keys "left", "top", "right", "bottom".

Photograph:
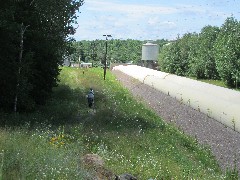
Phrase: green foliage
[
  {"left": 0, "top": 0, "right": 84, "bottom": 112},
  {"left": 158, "top": 16, "right": 240, "bottom": 89},
  {"left": 188, "top": 26, "right": 219, "bottom": 79},
  {"left": 1, "top": 125, "right": 89, "bottom": 179},
  {"left": 214, "top": 17, "right": 240, "bottom": 87},
  {"left": 159, "top": 34, "right": 194, "bottom": 76},
  {"left": 158, "top": 43, "right": 176, "bottom": 74},
  {"left": 225, "top": 166, "right": 239, "bottom": 180},
  {"left": 71, "top": 39, "right": 168, "bottom": 65},
  {"left": 1, "top": 67, "right": 235, "bottom": 179}
]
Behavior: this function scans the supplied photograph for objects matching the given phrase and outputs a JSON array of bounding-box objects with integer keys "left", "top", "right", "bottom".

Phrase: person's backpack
[{"left": 88, "top": 92, "right": 94, "bottom": 99}]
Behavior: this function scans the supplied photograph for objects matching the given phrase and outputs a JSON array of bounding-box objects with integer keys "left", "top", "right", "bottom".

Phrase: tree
[
  {"left": 188, "top": 26, "right": 219, "bottom": 79},
  {"left": 159, "top": 34, "right": 194, "bottom": 76},
  {"left": 71, "top": 39, "right": 144, "bottom": 65},
  {"left": 214, "top": 17, "right": 240, "bottom": 87},
  {"left": 158, "top": 43, "right": 176, "bottom": 74},
  {"left": 0, "top": 0, "right": 84, "bottom": 112}
]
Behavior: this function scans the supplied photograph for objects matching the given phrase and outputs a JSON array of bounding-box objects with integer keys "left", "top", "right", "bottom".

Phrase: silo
[{"left": 141, "top": 42, "right": 159, "bottom": 69}]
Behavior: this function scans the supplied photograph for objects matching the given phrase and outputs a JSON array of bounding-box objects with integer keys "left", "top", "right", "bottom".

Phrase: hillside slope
[{"left": 112, "top": 69, "right": 240, "bottom": 173}]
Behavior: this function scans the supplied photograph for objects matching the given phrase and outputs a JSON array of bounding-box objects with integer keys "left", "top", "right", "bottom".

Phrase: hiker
[{"left": 87, "top": 88, "right": 94, "bottom": 108}]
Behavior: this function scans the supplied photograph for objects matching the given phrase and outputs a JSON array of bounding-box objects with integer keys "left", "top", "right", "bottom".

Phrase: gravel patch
[{"left": 112, "top": 70, "right": 240, "bottom": 172}]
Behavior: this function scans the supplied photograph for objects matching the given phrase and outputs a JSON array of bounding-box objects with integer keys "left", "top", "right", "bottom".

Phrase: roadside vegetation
[
  {"left": 158, "top": 17, "right": 240, "bottom": 90},
  {"left": 70, "top": 39, "right": 167, "bottom": 66},
  {"left": 0, "top": 0, "right": 84, "bottom": 112},
  {"left": 0, "top": 67, "right": 238, "bottom": 179},
  {"left": 1, "top": 2, "right": 239, "bottom": 178}
]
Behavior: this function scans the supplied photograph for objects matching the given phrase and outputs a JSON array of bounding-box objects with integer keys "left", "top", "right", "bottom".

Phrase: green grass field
[
  {"left": 0, "top": 67, "right": 238, "bottom": 179},
  {"left": 189, "top": 77, "right": 240, "bottom": 91}
]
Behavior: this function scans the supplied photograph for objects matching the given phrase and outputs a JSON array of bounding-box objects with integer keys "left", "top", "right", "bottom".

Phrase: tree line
[
  {"left": 0, "top": 0, "right": 84, "bottom": 112},
  {"left": 70, "top": 39, "right": 168, "bottom": 65},
  {"left": 158, "top": 17, "right": 240, "bottom": 88}
]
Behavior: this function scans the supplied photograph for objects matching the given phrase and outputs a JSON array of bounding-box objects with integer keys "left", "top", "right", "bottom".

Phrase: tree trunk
[{"left": 14, "top": 23, "right": 29, "bottom": 113}]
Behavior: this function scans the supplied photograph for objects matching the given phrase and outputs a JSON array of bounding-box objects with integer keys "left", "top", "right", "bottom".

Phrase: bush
[{"left": 214, "top": 17, "right": 240, "bottom": 87}]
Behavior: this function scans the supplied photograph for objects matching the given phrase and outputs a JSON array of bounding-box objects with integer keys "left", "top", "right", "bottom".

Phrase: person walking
[{"left": 87, "top": 88, "right": 94, "bottom": 108}]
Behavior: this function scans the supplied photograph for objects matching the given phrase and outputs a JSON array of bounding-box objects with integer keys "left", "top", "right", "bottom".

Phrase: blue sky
[{"left": 73, "top": 0, "right": 240, "bottom": 41}]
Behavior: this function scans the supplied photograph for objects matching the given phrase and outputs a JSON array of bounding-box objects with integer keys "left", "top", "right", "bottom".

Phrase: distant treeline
[
  {"left": 73, "top": 17, "right": 240, "bottom": 88},
  {"left": 71, "top": 39, "right": 168, "bottom": 65},
  {"left": 158, "top": 17, "right": 240, "bottom": 88}
]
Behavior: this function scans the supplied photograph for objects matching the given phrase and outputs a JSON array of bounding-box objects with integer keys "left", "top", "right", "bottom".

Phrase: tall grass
[
  {"left": 189, "top": 77, "right": 240, "bottom": 92},
  {"left": 0, "top": 67, "right": 237, "bottom": 179}
]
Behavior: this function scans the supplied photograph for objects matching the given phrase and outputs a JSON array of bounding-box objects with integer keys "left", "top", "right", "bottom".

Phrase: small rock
[
  {"left": 81, "top": 154, "right": 104, "bottom": 168},
  {"left": 81, "top": 154, "right": 117, "bottom": 180},
  {"left": 117, "top": 173, "right": 137, "bottom": 180}
]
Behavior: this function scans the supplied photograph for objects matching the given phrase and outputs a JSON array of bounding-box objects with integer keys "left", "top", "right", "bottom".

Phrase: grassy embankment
[
  {"left": 190, "top": 77, "right": 240, "bottom": 92},
  {"left": 0, "top": 67, "right": 238, "bottom": 179}
]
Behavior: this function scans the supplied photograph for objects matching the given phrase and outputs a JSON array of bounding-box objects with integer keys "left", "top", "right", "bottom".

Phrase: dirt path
[{"left": 112, "top": 70, "right": 240, "bottom": 173}]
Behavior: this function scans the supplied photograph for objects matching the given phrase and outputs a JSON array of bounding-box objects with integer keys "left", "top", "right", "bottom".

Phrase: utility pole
[{"left": 103, "top": 35, "right": 112, "bottom": 80}]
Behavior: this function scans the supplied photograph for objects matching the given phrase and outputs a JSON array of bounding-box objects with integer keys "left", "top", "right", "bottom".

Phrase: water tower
[{"left": 141, "top": 42, "right": 159, "bottom": 69}]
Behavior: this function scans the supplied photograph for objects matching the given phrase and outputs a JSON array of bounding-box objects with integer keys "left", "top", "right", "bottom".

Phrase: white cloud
[
  {"left": 75, "top": 0, "right": 240, "bottom": 40},
  {"left": 148, "top": 17, "right": 160, "bottom": 25},
  {"left": 86, "top": 0, "right": 178, "bottom": 15},
  {"left": 160, "top": 21, "right": 176, "bottom": 27}
]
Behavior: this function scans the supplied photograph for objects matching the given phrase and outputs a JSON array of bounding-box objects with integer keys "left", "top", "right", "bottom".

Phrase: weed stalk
[
  {"left": 232, "top": 118, "right": 236, "bottom": 131},
  {"left": 0, "top": 151, "right": 4, "bottom": 180}
]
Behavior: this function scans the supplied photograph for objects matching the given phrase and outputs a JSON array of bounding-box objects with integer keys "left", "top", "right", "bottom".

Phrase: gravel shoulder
[{"left": 112, "top": 70, "right": 240, "bottom": 172}]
